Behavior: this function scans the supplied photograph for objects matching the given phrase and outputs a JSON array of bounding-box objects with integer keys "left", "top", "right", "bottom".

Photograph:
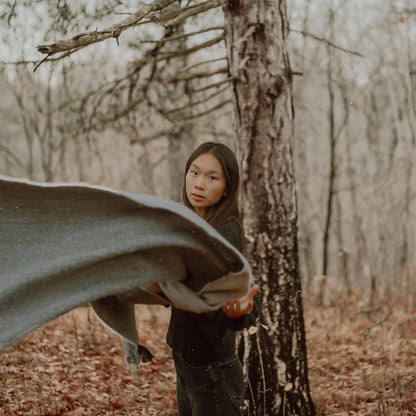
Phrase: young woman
[{"left": 167, "top": 142, "right": 259, "bottom": 416}]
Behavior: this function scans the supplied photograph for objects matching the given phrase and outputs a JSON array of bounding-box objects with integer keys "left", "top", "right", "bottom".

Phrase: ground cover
[{"left": 1, "top": 288, "right": 415, "bottom": 415}]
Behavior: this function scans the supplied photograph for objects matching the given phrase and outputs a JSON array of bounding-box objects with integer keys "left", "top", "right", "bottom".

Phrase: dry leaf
[
  {"left": 248, "top": 326, "right": 258, "bottom": 335},
  {"left": 284, "top": 382, "right": 293, "bottom": 391}
]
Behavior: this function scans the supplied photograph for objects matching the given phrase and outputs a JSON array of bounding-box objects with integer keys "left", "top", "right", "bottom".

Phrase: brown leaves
[
  {"left": 0, "top": 305, "right": 177, "bottom": 415},
  {"left": 305, "top": 289, "right": 416, "bottom": 415},
  {"left": 1, "top": 292, "right": 415, "bottom": 415}
]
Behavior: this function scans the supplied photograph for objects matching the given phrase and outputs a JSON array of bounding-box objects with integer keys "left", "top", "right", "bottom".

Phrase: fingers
[
  {"left": 223, "top": 284, "right": 259, "bottom": 319},
  {"left": 223, "top": 297, "right": 250, "bottom": 318},
  {"left": 248, "top": 284, "right": 259, "bottom": 301},
  {"left": 223, "top": 299, "right": 241, "bottom": 318},
  {"left": 223, "top": 302, "right": 233, "bottom": 317},
  {"left": 228, "top": 299, "right": 241, "bottom": 315},
  {"left": 240, "top": 299, "right": 253, "bottom": 314}
]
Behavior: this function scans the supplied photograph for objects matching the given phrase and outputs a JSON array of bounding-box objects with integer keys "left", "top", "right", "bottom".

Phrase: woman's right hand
[{"left": 223, "top": 284, "right": 259, "bottom": 319}]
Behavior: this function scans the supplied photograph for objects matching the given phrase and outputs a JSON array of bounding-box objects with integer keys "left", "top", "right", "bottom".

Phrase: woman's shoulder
[
  {"left": 214, "top": 217, "right": 242, "bottom": 251},
  {"left": 215, "top": 215, "right": 240, "bottom": 232}
]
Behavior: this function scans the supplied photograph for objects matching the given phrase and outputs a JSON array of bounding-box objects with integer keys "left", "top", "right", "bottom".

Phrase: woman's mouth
[{"left": 191, "top": 193, "right": 204, "bottom": 201}]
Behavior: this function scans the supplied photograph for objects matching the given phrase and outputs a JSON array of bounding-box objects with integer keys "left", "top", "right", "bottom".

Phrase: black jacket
[{"left": 166, "top": 219, "right": 260, "bottom": 365}]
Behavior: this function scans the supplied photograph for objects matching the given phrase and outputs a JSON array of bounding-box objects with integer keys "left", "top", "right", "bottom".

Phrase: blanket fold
[{"left": 0, "top": 176, "right": 252, "bottom": 365}]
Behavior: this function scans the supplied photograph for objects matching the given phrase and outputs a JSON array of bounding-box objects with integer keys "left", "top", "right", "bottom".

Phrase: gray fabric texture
[{"left": 0, "top": 176, "right": 252, "bottom": 364}]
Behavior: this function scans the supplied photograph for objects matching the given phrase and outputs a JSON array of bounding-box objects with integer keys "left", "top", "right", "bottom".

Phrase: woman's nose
[{"left": 195, "top": 177, "right": 205, "bottom": 189}]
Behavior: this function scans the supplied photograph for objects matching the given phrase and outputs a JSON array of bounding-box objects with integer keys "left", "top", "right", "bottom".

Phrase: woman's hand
[{"left": 223, "top": 284, "right": 259, "bottom": 319}]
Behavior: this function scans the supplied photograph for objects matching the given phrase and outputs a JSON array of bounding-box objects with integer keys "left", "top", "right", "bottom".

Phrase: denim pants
[{"left": 172, "top": 350, "right": 244, "bottom": 416}]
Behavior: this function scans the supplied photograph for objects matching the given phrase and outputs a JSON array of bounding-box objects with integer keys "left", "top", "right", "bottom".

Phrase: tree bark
[{"left": 223, "top": 1, "right": 315, "bottom": 415}]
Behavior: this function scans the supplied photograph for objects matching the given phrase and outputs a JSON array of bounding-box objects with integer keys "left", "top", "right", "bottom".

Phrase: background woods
[
  {"left": 1, "top": 0, "right": 415, "bottom": 296},
  {"left": 1, "top": 0, "right": 415, "bottom": 415}
]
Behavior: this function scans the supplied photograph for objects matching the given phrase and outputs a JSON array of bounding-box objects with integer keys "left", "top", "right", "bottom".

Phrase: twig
[
  {"left": 3, "top": 47, "right": 83, "bottom": 71},
  {"left": 130, "top": 123, "right": 184, "bottom": 145},
  {"left": 164, "top": 67, "right": 228, "bottom": 83},
  {"left": 7, "top": 0, "right": 17, "bottom": 26},
  {"left": 291, "top": 28, "right": 364, "bottom": 57},
  {"left": 130, "top": 33, "right": 225, "bottom": 66},
  {"left": 256, "top": 329, "right": 267, "bottom": 416},
  {"left": 141, "top": 26, "right": 223, "bottom": 44},
  {"left": 33, "top": 54, "right": 50, "bottom": 72},
  {"left": 0, "top": 142, "right": 25, "bottom": 169},
  {"left": 190, "top": 76, "right": 233, "bottom": 93},
  {"left": 163, "top": 86, "right": 229, "bottom": 114},
  {"left": 175, "top": 99, "right": 231, "bottom": 121},
  {"left": 163, "top": 0, "right": 222, "bottom": 27},
  {"left": 179, "top": 56, "right": 227, "bottom": 72},
  {"left": 246, "top": 374, "right": 256, "bottom": 415}
]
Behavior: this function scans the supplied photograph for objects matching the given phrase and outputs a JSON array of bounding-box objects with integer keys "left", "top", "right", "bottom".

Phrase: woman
[{"left": 167, "top": 142, "right": 259, "bottom": 416}]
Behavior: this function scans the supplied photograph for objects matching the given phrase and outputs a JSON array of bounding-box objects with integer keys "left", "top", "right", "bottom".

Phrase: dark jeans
[{"left": 172, "top": 350, "right": 244, "bottom": 416}]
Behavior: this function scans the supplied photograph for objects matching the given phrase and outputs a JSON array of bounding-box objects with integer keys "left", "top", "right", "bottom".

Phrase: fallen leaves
[
  {"left": 306, "top": 289, "right": 416, "bottom": 415},
  {"left": 0, "top": 305, "right": 176, "bottom": 416},
  {"left": 1, "top": 290, "right": 415, "bottom": 415}
]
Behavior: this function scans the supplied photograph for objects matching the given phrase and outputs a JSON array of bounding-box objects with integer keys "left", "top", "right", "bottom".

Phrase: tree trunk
[
  {"left": 335, "top": 194, "right": 351, "bottom": 295},
  {"left": 320, "top": 7, "right": 336, "bottom": 305},
  {"left": 223, "top": 1, "right": 315, "bottom": 415},
  {"left": 168, "top": 128, "right": 195, "bottom": 201}
]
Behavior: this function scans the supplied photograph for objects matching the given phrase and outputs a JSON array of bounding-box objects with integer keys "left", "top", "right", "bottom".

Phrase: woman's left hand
[{"left": 223, "top": 284, "right": 259, "bottom": 319}]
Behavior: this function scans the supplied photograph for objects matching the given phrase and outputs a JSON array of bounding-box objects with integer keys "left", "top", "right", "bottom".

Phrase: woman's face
[{"left": 185, "top": 152, "right": 227, "bottom": 217}]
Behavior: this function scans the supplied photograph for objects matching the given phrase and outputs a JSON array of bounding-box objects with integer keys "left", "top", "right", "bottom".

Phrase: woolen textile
[{"left": 0, "top": 176, "right": 252, "bottom": 364}]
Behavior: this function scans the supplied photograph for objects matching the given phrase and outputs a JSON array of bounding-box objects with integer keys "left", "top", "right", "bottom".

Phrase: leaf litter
[{"left": 0, "top": 288, "right": 415, "bottom": 415}]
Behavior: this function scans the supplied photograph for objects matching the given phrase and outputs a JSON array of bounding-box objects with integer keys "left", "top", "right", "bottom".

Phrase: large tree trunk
[{"left": 223, "top": 1, "right": 315, "bottom": 415}]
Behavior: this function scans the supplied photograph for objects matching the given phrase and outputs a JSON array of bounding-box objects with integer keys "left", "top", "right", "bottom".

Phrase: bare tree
[{"left": 223, "top": 1, "right": 314, "bottom": 414}]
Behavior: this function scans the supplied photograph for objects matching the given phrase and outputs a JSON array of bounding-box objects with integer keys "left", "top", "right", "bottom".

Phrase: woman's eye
[{"left": 208, "top": 176, "right": 217, "bottom": 180}]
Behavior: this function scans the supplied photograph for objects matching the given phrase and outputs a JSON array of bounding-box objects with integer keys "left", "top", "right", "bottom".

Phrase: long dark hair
[{"left": 183, "top": 142, "right": 245, "bottom": 250}]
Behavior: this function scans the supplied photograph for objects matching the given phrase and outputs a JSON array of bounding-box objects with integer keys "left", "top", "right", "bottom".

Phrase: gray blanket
[{"left": 0, "top": 176, "right": 252, "bottom": 365}]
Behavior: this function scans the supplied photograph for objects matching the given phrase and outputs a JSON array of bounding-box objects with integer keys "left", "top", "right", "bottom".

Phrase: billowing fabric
[{"left": 0, "top": 176, "right": 252, "bottom": 365}]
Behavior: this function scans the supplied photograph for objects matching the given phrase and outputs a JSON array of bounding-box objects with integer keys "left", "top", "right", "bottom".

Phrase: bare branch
[
  {"left": 163, "top": 0, "right": 222, "bottom": 27},
  {"left": 3, "top": 47, "right": 83, "bottom": 71},
  {"left": 33, "top": 55, "right": 50, "bottom": 72},
  {"left": 190, "top": 76, "right": 233, "bottom": 93},
  {"left": 0, "top": 142, "right": 25, "bottom": 169},
  {"left": 130, "top": 124, "right": 184, "bottom": 145},
  {"left": 36, "top": 0, "right": 178, "bottom": 56},
  {"left": 165, "top": 68, "right": 228, "bottom": 83},
  {"left": 176, "top": 99, "right": 231, "bottom": 121},
  {"left": 130, "top": 33, "right": 225, "bottom": 66},
  {"left": 179, "top": 56, "right": 227, "bottom": 72},
  {"left": 36, "top": 0, "right": 223, "bottom": 59},
  {"left": 157, "top": 32, "right": 225, "bottom": 56},
  {"left": 291, "top": 28, "right": 365, "bottom": 57},
  {"left": 7, "top": 0, "right": 17, "bottom": 26},
  {"left": 163, "top": 86, "right": 229, "bottom": 114},
  {"left": 140, "top": 26, "right": 224, "bottom": 44}
]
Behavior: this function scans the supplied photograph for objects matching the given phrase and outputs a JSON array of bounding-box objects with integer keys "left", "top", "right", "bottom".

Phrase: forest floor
[{"left": 0, "top": 287, "right": 415, "bottom": 416}]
